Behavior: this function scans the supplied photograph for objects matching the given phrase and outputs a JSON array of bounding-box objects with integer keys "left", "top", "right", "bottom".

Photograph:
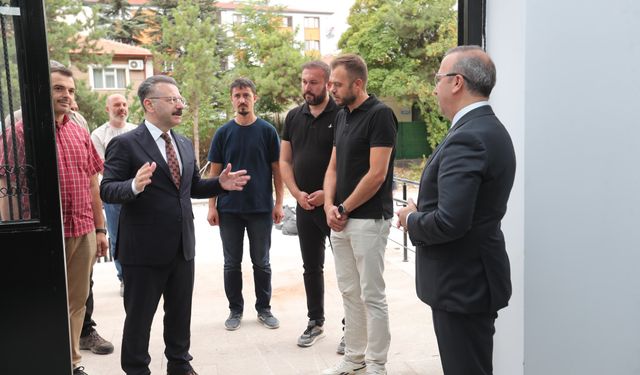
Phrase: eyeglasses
[
  {"left": 148, "top": 96, "right": 188, "bottom": 106},
  {"left": 434, "top": 72, "right": 470, "bottom": 85}
]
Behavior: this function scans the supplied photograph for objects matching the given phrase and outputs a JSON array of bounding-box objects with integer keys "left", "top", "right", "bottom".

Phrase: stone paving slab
[{"left": 82, "top": 202, "right": 443, "bottom": 375}]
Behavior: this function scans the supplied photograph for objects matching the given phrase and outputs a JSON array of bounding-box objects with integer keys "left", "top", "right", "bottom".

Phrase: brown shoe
[{"left": 79, "top": 330, "right": 114, "bottom": 355}]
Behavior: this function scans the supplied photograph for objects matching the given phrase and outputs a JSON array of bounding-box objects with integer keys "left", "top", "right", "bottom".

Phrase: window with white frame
[
  {"left": 304, "top": 17, "right": 320, "bottom": 29},
  {"left": 305, "top": 40, "right": 320, "bottom": 51},
  {"left": 233, "top": 13, "right": 246, "bottom": 24},
  {"left": 282, "top": 16, "right": 293, "bottom": 27},
  {"left": 92, "top": 67, "right": 127, "bottom": 89}
]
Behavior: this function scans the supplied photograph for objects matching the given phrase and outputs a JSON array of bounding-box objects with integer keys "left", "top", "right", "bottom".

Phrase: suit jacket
[
  {"left": 407, "top": 105, "right": 516, "bottom": 313},
  {"left": 100, "top": 122, "right": 224, "bottom": 266}
]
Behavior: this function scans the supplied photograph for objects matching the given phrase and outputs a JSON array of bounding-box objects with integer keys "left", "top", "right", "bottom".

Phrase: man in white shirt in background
[{"left": 90, "top": 94, "right": 137, "bottom": 293}]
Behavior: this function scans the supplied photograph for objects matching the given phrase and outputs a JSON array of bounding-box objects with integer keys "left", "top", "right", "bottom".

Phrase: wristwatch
[
  {"left": 95, "top": 228, "right": 107, "bottom": 235},
  {"left": 337, "top": 203, "right": 349, "bottom": 215}
]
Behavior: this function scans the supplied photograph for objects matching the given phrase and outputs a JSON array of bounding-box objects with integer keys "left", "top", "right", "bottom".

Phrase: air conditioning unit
[{"left": 128, "top": 59, "right": 144, "bottom": 71}]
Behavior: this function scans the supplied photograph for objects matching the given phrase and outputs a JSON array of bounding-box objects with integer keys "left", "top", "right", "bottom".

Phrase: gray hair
[
  {"left": 302, "top": 60, "right": 330, "bottom": 82},
  {"left": 445, "top": 45, "right": 496, "bottom": 97},
  {"left": 138, "top": 75, "right": 178, "bottom": 111}
]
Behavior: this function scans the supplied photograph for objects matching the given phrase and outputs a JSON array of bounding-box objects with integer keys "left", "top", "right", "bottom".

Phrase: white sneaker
[
  {"left": 366, "top": 363, "right": 387, "bottom": 375},
  {"left": 321, "top": 359, "right": 366, "bottom": 375}
]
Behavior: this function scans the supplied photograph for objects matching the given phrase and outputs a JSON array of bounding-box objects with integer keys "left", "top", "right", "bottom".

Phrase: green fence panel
[{"left": 396, "top": 121, "right": 431, "bottom": 159}]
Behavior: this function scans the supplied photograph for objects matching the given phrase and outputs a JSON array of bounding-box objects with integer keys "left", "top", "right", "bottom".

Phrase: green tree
[
  {"left": 158, "top": 0, "right": 231, "bottom": 164},
  {"left": 148, "top": 0, "right": 220, "bottom": 54},
  {"left": 97, "top": 0, "right": 148, "bottom": 45},
  {"left": 231, "top": 0, "right": 306, "bottom": 127},
  {"left": 74, "top": 80, "right": 108, "bottom": 131},
  {"left": 339, "top": 0, "right": 457, "bottom": 151},
  {"left": 46, "top": 0, "right": 109, "bottom": 70}
]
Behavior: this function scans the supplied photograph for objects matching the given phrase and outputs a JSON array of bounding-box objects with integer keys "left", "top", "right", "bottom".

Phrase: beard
[
  {"left": 336, "top": 92, "right": 356, "bottom": 107},
  {"left": 304, "top": 88, "right": 327, "bottom": 106},
  {"left": 237, "top": 106, "right": 250, "bottom": 116}
]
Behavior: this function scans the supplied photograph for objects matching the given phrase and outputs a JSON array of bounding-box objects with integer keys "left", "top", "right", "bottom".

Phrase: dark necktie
[{"left": 160, "top": 132, "right": 181, "bottom": 189}]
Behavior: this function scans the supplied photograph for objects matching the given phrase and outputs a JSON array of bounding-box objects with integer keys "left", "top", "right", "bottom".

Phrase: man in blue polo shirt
[{"left": 207, "top": 78, "right": 284, "bottom": 331}]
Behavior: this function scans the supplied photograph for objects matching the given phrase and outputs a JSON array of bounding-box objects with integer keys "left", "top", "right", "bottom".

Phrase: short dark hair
[
  {"left": 50, "top": 60, "right": 73, "bottom": 78},
  {"left": 302, "top": 60, "right": 330, "bottom": 82},
  {"left": 330, "top": 54, "right": 368, "bottom": 87},
  {"left": 137, "top": 75, "right": 178, "bottom": 111},
  {"left": 445, "top": 45, "right": 496, "bottom": 97},
  {"left": 230, "top": 77, "right": 257, "bottom": 95}
]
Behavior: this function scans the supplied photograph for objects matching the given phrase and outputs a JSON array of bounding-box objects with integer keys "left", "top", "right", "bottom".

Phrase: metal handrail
[
  {"left": 98, "top": 174, "right": 422, "bottom": 264},
  {"left": 392, "top": 175, "right": 420, "bottom": 262}
]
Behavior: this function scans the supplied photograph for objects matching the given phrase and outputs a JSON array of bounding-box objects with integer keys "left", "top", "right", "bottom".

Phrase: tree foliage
[
  {"left": 157, "top": 0, "right": 230, "bottom": 164},
  {"left": 231, "top": 0, "right": 305, "bottom": 125},
  {"left": 148, "top": 0, "right": 220, "bottom": 54},
  {"left": 74, "top": 80, "right": 108, "bottom": 131},
  {"left": 339, "top": 0, "right": 457, "bottom": 151},
  {"left": 46, "top": 0, "right": 109, "bottom": 70},
  {"left": 97, "top": 0, "right": 148, "bottom": 45}
]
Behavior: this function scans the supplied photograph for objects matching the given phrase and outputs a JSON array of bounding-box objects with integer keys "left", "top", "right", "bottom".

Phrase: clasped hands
[
  {"left": 396, "top": 198, "right": 417, "bottom": 230},
  {"left": 134, "top": 162, "right": 250, "bottom": 192},
  {"left": 296, "top": 190, "right": 324, "bottom": 211}
]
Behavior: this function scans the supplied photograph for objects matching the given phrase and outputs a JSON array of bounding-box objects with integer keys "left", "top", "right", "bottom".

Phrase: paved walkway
[{"left": 83, "top": 201, "right": 443, "bottom": 375}]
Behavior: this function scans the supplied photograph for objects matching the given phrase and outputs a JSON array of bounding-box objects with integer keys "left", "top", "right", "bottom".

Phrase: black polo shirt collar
[
  {"left": 342, "top": 94, "right": 378, "bottom": 115},
  {"left": 301, "top": 96, "right": 339, "bottom": 117}
]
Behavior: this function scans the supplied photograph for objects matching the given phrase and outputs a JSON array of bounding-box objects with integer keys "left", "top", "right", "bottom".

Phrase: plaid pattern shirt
[
  {"left": 0, "top": 120, "right": 30, "bottom": 220},
  {"left": 56, "top": 115, "right": 103, "bottom": 237}
]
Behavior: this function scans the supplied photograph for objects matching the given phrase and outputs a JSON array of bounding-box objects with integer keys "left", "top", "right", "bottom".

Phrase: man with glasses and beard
[
  {"left": 280, "top": 61, "right": 344, "bottom": 349},
  {"left": 207, "top": 78, "right": 284, "bottom": 332}
]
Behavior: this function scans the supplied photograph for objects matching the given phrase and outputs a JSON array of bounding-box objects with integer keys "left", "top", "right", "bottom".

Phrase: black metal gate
[
  {"left": 0, "top": 1, "right": 71, "bottom": 373},
  {"left": 458, "top": 0, "right": 486, "bottom": 47}
]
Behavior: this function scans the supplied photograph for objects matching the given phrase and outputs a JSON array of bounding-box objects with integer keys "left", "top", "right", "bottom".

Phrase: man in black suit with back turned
[
  {"left": 100, "top": 75, "right": 250, "bottom": 375},
  {"left": 397, "top": 46, "right": 516, "bottom": 375}
]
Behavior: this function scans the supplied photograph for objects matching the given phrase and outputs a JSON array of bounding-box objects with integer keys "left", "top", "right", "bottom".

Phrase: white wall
[
  {"left": 489, "top": 1, "right": 640, "bottom": 374},
  {"left": 485, "top": 0, "right": 526, "bottom": 374}
]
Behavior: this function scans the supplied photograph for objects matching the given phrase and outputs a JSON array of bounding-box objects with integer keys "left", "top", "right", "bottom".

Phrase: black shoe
[
  {"left": 167, "top": 369, "right": 198, "bottom": 375},
  {"left": 297, "top": 320, "right": 325, "bottom": 347},
  {"left": 257, "top": 310, "right": 280, "bottom": 329},
  {"left": 225, "top": 312, "right": 243, "bottom": 330},
  {"left": 73, "top": 366, "right": 88, "bottom": 375}
]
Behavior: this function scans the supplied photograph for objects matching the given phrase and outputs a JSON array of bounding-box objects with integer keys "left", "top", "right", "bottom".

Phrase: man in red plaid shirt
[{"left": 0, "top": 64, "right": 108, "bottom": 375}]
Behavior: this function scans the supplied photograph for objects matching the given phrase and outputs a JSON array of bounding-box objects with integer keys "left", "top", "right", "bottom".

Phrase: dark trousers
[
  {"left": 121, "top": 253, "right": 195, "bottom": 375},
  {"left": 432, "top": 309, "right": 498, "bottom": 375},
  {"left": 81, "top": 272, "right": 96, "bottom": 337},
  {"left": 219, "top": 212, "right": 273, "bottom": 314},
  {"left": 296, "top": 205, "right": 330, "bottom": 323}
]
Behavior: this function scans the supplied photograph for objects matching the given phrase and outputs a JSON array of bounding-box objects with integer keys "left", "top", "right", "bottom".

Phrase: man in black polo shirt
[
  {"left": 281, "top": 60, "right": 340, "bottom": 348},
  {"left": 322, "top": 54, "right": 397, "bottom": 375}
]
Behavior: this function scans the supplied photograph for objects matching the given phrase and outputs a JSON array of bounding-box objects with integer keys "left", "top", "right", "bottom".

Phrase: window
[
  {"left": 304, "top": 17, "right": 319, "bottom": 29},
  {"left": 305, "top": 40, "right": 320, "bottom": 51},
  {"left": 233, "top": 13, "right": 246, "bottom": 24},
  {"left": 92, "top": 67, "right": 127, "bottom": 89},
  {"left": 281, "top": 16, "right": 293, "bottom": 27}
]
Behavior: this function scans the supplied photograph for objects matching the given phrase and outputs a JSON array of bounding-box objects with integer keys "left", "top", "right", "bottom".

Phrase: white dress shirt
[{"left": 131, "top": 121, "right": 183, "bottom": 194}]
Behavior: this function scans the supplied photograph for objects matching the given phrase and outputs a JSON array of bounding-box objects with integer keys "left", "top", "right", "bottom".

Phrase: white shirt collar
[
  {"left": 451, "top": 101, "right": 490, "bottom": 128},
  {"left": 144, "top": 120, "right": 166, "bottom": 140}
]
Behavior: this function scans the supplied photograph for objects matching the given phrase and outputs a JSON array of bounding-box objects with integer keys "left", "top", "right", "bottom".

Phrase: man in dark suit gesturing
[
  {"left": 100, "top": 75, "right": 250, "bottom": 375},
  {"left": 397, "top": 46, "right": 516, "bottom": 375}
]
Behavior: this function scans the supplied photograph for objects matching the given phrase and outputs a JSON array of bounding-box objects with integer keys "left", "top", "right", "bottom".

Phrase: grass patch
[{"left": 394, "top": 157, "right": 426, "bottom": 182}]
